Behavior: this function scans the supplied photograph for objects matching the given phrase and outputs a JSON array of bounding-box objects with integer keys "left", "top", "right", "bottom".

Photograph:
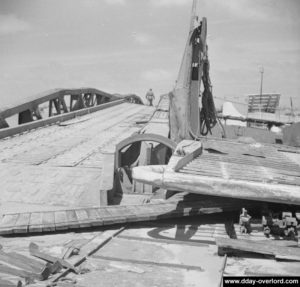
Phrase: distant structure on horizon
[{"left": 247, "top": 93, "right": 280, "bottom": 114}]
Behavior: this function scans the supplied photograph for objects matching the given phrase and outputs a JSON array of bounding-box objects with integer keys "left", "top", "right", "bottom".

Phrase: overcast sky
[{"left": 0, "top": 0, "right": 299, "bottom": 110}]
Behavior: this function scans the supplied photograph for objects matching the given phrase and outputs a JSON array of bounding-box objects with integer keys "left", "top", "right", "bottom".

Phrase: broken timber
[
  {"left": 0, "top": 197, "right": 257, "bottom": 235},
  {"left": 51, "top": 228, "right": 124, "bottom": 282},
  {"left": 0, "top": 250, "right": 51, "bottom": 279},
  {"left": 29, "top": 243, "right": 78, "bottom": 273},
  {"left": 132, "top": 140, "right": 300, "bottom": 205},
  {"left": 0, "top": 279, "right": 22, "bottom": 287},
  {"left": 0, "top": 263, "right": 46, "bottom": 282}
]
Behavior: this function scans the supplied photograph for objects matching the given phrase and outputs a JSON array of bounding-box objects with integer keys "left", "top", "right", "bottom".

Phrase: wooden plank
[
  {"left": 28, "top": 212, "right": 43, "bottom": 233},
  {"left": 0, "top": 250, "right": 51, "bottom": 278},
  {"left": 0, "top": 264, "right": 32, "bottom": 283},
  {"left": 149, "top": 202, "right": 181, "bottom": 218},
  {"left": 115, "top": 205, "right": 137, "bottom": 221},
  {"left": 167, "top": 140, "right": 202, "bottom": 172},
  {"left": 134, "top": 180, "right": 144, "bottom": 193},
  {"left": 149, "top": 202, "right": 177, "bottom": 217},
  {"left": 105, "top": 207, "right": 127, "bottom": 223},
  {"left": 8, "top": 252, "right": 45, "bottom": 270},
  {"left": 122, "top": 205, "right": 148, "bottom": 221},
  {"left": 0, "top": 214, "right": 19, "bottom": 235},
  {"left": 138, "top": 142, "right": 151, "bottom": 166},
  {"left": 42, "top": 212, "right": 55, "bottom": 232},
  {"left": 125, "top": 205, "right": 156, "bottom": 221},
  {"left": 0, "top": 198, "right": 251, "bottom": 235},
  {"left": 216, "top": 237, "right": 300, "bottom": 260},
  {"left": 54, "top": 210, "right": 68, "bottom": 231},
  {"left": 93, "top": 254, "right": 204, "bottom": 271},
  {"left": 100, "top": 153, "right": 115, "bottom": 206},
  {"left": 96, "top": 208, "right": 116, "bottom": 225},
  {"left": 117, "top": 205, "right": 139, "bottom": 222},
  {"left": 275, "top": 254, "right": 300, "bottom": 262},
  {"left": 13, "top": 213, "right": 30, "bottom": 234},
  {"left": 51, "top": 228, "right": 125, "bottom": 283},
  {"left": 0, "top": 263, "right": 44, "bottom": 282},
  {"left": 75, "top": 209, "right": 91, "bottom": 228},
  {"left": 29, "top": 243, "right": 77, "bottom": 272},
  {"left": 65, "top": 209, "right": 80, "bottom": 229},
  {"left": 132, "top": 165, "right": 300, "bottom": 205},
  {"left": 244, "top": 264, "right": 299, "bottom": 277},
  {"left": 0, "top": 251, "right": 34, "bottom": 273},
  {"left": 0, "top": 278, "right": 22, "bottom": 287},
  {"left": 143, "top": 183, "right": 153, "bottom": 194},
  {"left": 85, "top": 208, "right": 103, "bottom": 227}
]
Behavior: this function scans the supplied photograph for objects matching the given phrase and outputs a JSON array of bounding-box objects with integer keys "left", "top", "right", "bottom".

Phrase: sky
[{"left": 0, "top": 0, "right": 299, "bottom": 111}]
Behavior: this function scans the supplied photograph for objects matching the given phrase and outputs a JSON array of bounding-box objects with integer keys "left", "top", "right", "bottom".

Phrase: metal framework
[
  {"left": 0, "top": 88, "right": 143, "bottom": 129},
  {"left": 115, "top": 133, "right": 176, "bottom": 168}
]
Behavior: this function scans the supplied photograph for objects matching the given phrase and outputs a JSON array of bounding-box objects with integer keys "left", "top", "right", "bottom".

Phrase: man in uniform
[{"left": 146, "top": 89, "right": 155, "bottom": 106}]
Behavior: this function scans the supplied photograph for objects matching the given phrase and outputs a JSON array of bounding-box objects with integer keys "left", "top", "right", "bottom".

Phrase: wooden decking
[
  {"left": 132, "top": 139, "right": 300, "bottom": 205},
  {"left": 0, "top": 95, "right": 300, "bottom": 285},
  {"left": 0, "top": 195, "right": 258, "bottom": 235},
  {"left": 0, "top": 102, "right": 154, "bottom": 213},
  {"left": 182, "top": 139, "right": 300, "bottom": 186}
]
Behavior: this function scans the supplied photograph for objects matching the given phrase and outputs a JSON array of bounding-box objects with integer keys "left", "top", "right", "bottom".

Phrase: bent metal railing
[
  {"left": 0, "top": 88, "right": 144, "bottom": 129},
  {"left": 0, "top": 88, "right": 144, "bottom": 139}
]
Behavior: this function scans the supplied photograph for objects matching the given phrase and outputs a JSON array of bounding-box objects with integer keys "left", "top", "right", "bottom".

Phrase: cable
[{"left": 199, "top": 57, "right": 217, "bottom": 136}]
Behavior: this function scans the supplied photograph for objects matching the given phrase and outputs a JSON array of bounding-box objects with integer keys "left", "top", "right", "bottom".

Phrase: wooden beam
[
  {"left": 0, "top": 264, "right": 35, "bottom": 283},
  {"left": 167, "top": 140, "right": 202, "bottom": 172},
  {"left": 216, "top": 237, "right": 300, "bottom": 261},
  {"left": 7, "top": 252, "right": 46, "bottom": 271},
  {"left": 0, "top": 278, "right": 22, "bottom": 287},
  {"left": 100, "top": 153, "right": 116, "bottom": 206},
  {"left": 29, "top": 243, "right": 78, "bottom": 273},
  {"left": 51, "top": 228, "right": 125, "bottom": 283},
  {"left": 132, "top": 164, "right": 300, "bottom": 205},
  {"left": 0, "top": 249, "right": 51, "bottom": 278},
  {"left": 134, "top": 142, "right": 153, "bottom": 193}
]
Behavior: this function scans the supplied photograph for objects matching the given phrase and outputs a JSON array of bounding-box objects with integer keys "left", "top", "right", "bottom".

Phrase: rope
[
  {"left": 199, "top": 56, "right": 217, "bottom": 136},
  {"left": 186, "top": 20, "right": 217, "bottom": 140}
]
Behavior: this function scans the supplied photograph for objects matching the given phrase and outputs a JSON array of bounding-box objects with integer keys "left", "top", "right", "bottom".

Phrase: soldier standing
[{"left": 146, "top": 89, "right": 155, "bottom": 106}]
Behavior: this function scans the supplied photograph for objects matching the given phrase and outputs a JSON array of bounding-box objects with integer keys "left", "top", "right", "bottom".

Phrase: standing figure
[{"left": 146, "top": 89, "right": 155, "bottom": 106}]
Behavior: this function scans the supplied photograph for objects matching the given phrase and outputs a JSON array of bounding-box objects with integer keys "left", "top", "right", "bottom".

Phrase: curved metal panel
[
  {"left": 115, "top": 133, "right": 176, "bottom": 168},
  {"left": 0, "top": 88, "right": 120, "bottom": 120}
]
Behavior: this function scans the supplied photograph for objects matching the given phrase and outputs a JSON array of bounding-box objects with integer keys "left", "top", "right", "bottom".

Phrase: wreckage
[{"left": 0, "top": 1, "right": 299, "bottom": 286}]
